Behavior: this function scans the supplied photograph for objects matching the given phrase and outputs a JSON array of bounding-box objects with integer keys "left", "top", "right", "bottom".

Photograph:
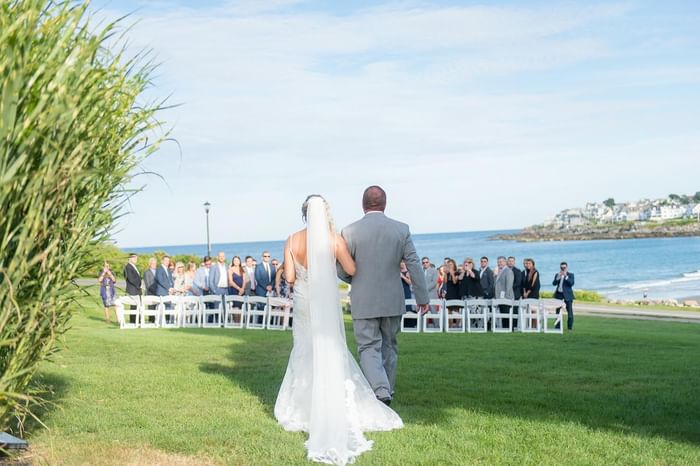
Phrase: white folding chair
[
  {"left": 422, "top": 299, "right": 445, "bottom": 333},
  {"left": 246, "top": 296, "right": 268, "bottom": 329},
  {"left": 444, "top": 299, "right": 466, "bottom": 333},
  {"left": 224, "top": 295, "right": 247, "bottom": 329},
  {"left": 180, "top": 296, "right": 202, "bottom": 328},
  {"left": 140, "top": 296, "right": 162, "bottom": 328},
  {"left": 116, "top": 296, "right": 140, "bottom": 329},
  {"left": 201, "top": 295, "right": 224, "bottom": 328},
  {"left": 466, "top": 298, "right": 490, "bottom": 333},
  {"left": 519, "top": 299, "right": 542, "bottom": 333},
  {"left": 400, "top": 299, "right": 420, "bottom": 333},
  {"left": 542, "top": 299, "right": 565, "bottom": 334},
  {"left": 491, "top": 299, "right": 515, "bottom": 333},
  {"left": 160, "top": 295, "right": 181, "bottom": 328},
  {"left": 267, "top": 297, "right": 292, "bottom": 330}
]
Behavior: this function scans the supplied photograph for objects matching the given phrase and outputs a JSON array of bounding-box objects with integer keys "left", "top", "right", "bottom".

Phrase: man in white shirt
[{"left": 209, "top": 251, "right": 229, "bottom": 296}]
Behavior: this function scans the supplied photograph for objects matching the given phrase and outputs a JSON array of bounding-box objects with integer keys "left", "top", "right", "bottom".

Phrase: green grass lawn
[{"left": 22, "top": 294, "right": 700, "bottom": 465}]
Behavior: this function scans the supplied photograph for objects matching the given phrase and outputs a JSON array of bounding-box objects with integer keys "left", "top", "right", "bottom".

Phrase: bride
[{"left": 274, "top": 195, "right": 403, "bottom": 465}]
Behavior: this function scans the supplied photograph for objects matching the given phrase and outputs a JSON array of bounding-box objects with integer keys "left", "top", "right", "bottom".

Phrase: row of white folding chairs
[
  {"left": 400, "top": 298, "right": 565, "bottom": 334},
  {"left": 115, "top": 295, "right": 293, "bottom": 330}
]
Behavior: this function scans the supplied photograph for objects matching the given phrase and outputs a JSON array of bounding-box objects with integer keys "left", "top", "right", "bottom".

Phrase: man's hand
[{"left": 417, "top": 303, "right": 430, "bottom": 314}]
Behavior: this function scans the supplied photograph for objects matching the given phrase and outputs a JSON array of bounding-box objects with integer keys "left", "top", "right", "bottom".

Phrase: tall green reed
[{"left": 0, "top": 0, "right": 166, "bottom": 433}]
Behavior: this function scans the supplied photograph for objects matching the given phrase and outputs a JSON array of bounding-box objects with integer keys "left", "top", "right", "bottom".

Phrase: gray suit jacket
[
  {"left": 423, "top": 266, "right": 438, "bottom": 298},
  {"left": 339, "top": 212, "right": 429, "bottom": 319},
  {"left": 494, "top": 266, "right": 514, "bottom": 300}
]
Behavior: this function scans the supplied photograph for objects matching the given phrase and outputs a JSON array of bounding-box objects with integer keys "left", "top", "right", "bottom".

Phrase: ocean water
[{"left": 128, "top": 230, "right": 700, "bottom": 300}]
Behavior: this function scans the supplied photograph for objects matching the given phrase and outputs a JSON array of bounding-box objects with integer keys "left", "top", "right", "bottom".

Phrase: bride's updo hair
[
  {"left": 302, "top": 194, "right": 336, "bottom": 231},
  {"left": 302, "top": 194, "right": 324, "bottom": 223}
]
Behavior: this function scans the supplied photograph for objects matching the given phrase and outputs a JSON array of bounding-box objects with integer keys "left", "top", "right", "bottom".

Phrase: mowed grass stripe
[{"left": 27, "top": 296, "right": 700, "bottom": 465}]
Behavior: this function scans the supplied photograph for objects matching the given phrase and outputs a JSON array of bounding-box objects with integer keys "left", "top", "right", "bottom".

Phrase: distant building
[
  {"left": 540, "top": 193, "right": 697, "bottom": 228},
  {"left": 650, "top": 205, "right": 685, "bottom": 221}
]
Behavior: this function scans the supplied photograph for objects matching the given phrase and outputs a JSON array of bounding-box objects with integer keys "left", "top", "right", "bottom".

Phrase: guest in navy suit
[
  {"left": 155, "top": 256, "right": 174, "bottom": 296},
  {"left": 254, "top": 251, "right": 276, "bottom": 297},
  {"left": 552, "top": 262, "right": 575, "bottom": 330}
]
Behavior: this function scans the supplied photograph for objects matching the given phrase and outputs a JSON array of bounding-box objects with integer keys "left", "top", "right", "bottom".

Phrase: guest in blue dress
[
  {"left": 98, "top": 261, "right": 117, "bottom": 324},
  {"left": 228, "top": 256, "right": 247, "bottom": 312}
]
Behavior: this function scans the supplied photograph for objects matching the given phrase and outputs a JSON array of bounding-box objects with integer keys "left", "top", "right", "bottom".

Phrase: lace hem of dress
[
  {"left": 276, "top": 378, "right": 404, "bottom": 434},
  {"left": 306, "top": 442, "right": 373, "bottom": 466}
]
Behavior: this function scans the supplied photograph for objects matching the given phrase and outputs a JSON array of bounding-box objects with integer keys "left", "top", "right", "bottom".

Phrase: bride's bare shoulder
[{"left": 287, "top": 229, "right": 306, "bottom": 242}]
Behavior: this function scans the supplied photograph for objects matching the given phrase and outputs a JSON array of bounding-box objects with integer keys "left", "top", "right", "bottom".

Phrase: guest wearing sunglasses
[
  {"left": 421, "top": 256, "right": 438, "bottom": 299},
  {"left": 255, "top": 251, "right": 276, "bottom": 297}
]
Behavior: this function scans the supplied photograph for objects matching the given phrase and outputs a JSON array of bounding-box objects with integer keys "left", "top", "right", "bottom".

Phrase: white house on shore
[
  {"left": 543, "top": 195, "right": 699, "bottom": 227},
  {"left": 649, "top": 205, "right": 686, "bottom": 222}
]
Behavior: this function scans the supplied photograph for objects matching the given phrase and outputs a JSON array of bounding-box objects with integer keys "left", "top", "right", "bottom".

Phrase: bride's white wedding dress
[{"left": 274, "top": 197, "right": 403, "bottom": 465}]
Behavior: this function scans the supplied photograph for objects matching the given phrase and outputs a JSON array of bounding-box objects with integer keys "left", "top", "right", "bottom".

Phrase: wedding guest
[
  {"left": 244, "top": 256, "right": 256, "bottom": 296},
  {"left": 123, "top": 253, "right": 141, "bottom": 297},
  {"left": 172, "top": 262, "right": 188, "bottom": 295},
  {"left": 436, "top": 265, "right": 446, "bottom": 298},
  {"left": 275, "top": 263, "right": 292, "bottom": 299},
  {"left": 98, "top": 261, "right": 117, "bottom": 324},
  {"left": 508, "top": 256, "right": 524, "bottom": 300},
  {"left": 459, "top": 257, "right": 483, "bottom": 298},
  {"left": 507, "top": 256, "right": 523, "bottom": 330},
  {"left": 522, "top": 257, "right": 540, "bottom": 329},
  {"left": 444, "top": 259, "right": 461, "bottom": 300},
  {"left": 143, "top": 257, "right": 158, "bottom": 296},
  {"left": 168, "top": 260, "right": 176, "bottom": 277},
  {"left": 255, "top": 251, "right": 276, "bottom": 297},
  {"left": 553, "top": 262, "right": 575, "bottom": 331},
  {"left": 184, "top": 262, "right": 197, "bottom": 296},
  {"left": 209, "top": 251, "right": 229, "bottom": 296},
  {"left": 155, "top": 255, "right": 174, "bottom": 297},
  {"left": 522, "top": 258, "right": 540, "bottom": 299},
  {"left": 122, "top": 253, "right": 141, "bottom": 323},
  {"left": 228, "top": 256, "right": 247, "bottom": 300},
  {"left": 192, "top": 256, "right": 212, "bottom": 296},
  {"left": 444, "top": 258, "right": 461, "bottom": 328},
  {"left": 400, "top": 261, "right": 412, "bottom": 312},
  {"left": 479, "top": 256, "right": 495, "bottom": 299},
  {"left": 271, "top": 258, "right": 280, "bottom": 269},
  {"left": 494, "top": 256, "right": 514, "bottom": 327},
  {"left": 421, "top": 256, "right": 439, "bottom": 299}
]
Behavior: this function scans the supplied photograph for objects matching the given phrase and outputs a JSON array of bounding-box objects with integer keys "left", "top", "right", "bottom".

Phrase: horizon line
[{"left": 117, "top": 227, "right": 522, "bottom": 251}]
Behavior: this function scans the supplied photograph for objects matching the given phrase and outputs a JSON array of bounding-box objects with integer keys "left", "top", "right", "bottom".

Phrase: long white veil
[{"left": 305, "top": 196, "right": 357, "bottom": 463}]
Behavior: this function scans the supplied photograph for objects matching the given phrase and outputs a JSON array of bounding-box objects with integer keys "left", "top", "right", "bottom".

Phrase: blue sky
[{"left": 92, "top": 1, "right": 700, "bottom": 248}]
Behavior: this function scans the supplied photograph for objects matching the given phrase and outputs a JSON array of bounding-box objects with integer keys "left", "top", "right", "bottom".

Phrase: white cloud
[{"left": 97, "top": 1, "right": 700, "bottom": 247}]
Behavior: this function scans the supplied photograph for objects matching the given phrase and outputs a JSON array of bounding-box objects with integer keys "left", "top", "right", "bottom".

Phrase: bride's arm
[
  {"left": 335, "top": 233, "right": 356, "bottom": 276},
  {"left": 284, "top": 236, "right": 296, "bottom": 284}
]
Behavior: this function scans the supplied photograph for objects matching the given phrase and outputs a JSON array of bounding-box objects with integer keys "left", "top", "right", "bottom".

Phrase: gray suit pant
[{"left": 352, "top": 316, "right": 401, "bottom": 400}]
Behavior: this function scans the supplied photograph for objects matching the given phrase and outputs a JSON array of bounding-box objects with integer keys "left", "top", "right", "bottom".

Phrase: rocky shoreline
[{"left": 492, "top": 222, "right": 700, "bottom": 242}]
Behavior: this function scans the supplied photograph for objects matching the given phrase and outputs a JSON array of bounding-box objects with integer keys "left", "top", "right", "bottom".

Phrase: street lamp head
[{"left": 204, "top": 201, "right": 210, "bottom": 214}]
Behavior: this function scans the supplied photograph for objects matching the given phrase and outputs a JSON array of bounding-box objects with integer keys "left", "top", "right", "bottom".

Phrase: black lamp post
[{"left": 204, "top": 201, "right": 211, "bottom": 257}]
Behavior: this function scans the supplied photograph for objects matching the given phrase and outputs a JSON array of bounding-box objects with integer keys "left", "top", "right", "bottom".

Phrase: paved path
[{"left": 574, "top": 303, "right": 700, "bottom": 323}]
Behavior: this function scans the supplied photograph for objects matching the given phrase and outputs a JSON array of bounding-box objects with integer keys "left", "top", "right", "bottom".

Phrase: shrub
[
  {"left": 0, "top": 0, "right": 165, "bottom": 434},
  {"left": 539, "top": 289, "right": 602, "bottom": 302}
]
